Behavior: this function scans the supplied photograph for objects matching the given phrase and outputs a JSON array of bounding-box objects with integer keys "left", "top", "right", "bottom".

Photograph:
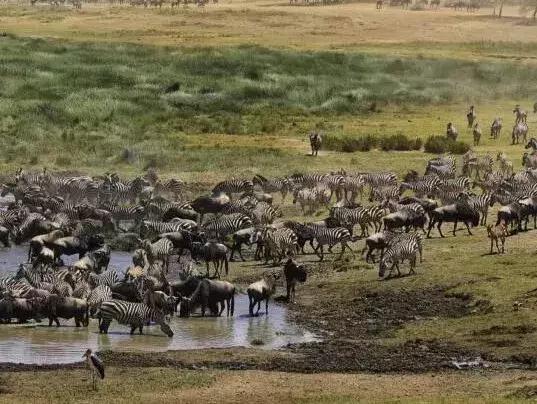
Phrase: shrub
[
  {"left": 324, "top": 134, "right": 378, "bottom": 152},
  {"left": 424, "top": 135, "right": 470, "bottom": 154},
  {"left": 325, "top": 133, "right": 422, "bottom": 153},
  {"left": 380, "top": 134, "right": 422, "bottom": 151}
]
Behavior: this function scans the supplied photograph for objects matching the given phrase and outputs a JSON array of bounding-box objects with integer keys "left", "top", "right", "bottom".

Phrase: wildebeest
[
  {"left": 190, "top": 192, "right": 230, "bottom": 222},
  {"left": 0, "top": 293, "right": 44, "bottom": 323},
  {"left": 191, "top": 241, "right": 229, "bottom": 278},
  {"left": 283, "top": 258, "right": 307, "bottom": 302},
  {"left": 467, "top": 105, "right": 476, "bottom": 128},
  {"left": 46, "top": 294, "right": 89, "bottom": 327},
  {"left": 446, "top": 122, "right": 458, "bottom": 141},
  {"left": 27, "top": 229, "right": 64, "bottom": 262},
  {"left": 427, "top": 203, "right": 480, "bottom": 238},
  {"left": 309, "top": 131, "right": 322, "bottom": 156},
  {"left": 247, "top": 272, "right": 280, "bottom": 316},
  {"left": 181, "top": 279, "right": 235, "bottom": 317}
]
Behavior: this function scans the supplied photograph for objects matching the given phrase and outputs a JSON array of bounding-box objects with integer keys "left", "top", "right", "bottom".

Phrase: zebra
[
  {"left": 496, "top": 152, "right": 513, "bottom": 177},
  {"left": 472, "top": 123, "right": 482, "bottom": 146},
  {"left": 387, "top": 231, "right": 424, "bottom": 263},
  {"left": 439, "top": 177, "right": 472, "bottom": 192},
  {"left": 88, "top": 271, "right": 121, "bottom": 288},
  {"left": 446, "top": 123, "right": 458, "bottom": 141},
  {"left": 100, "top": 204, "right": 145, "bottom": 229},
  {"left": 251, "top": 202, "right": 281, "bottom": 225},
  {"left": 399, "top": 176, "right": 442, "bottom": 198},
  {"left": 513, "top": 105, "right": 527, "bottom": 124},
  {"left": 369, "top": 185, "right": 400, "bottom": 202},
  {"left": 457, "top": 192, "right": 494, "bottom": 225},
  {"left": 462, "top": 154, "right": 493, "bottom": 180},
  {"left": 253, "top": 175, "right": 292, "bottom": 202},
  {"left": 512, "top": 122, "right": 529, "bottom": 145},
  {"left": 262, "top": 227, "right": 298, "bottom": 264},
  {"left": 153, "top": 179, "right": 185, "bottom": 201},
  {"left": 87, "top": 285, "right": 112, "bottom": 321},
  {"left": 467, "top": 105, "right": 476, "bottom": 128},
  {"left": 362, "top": 172, "right": 398, "bottom": 188},
  {"left": 379, "top": 237, "right": 420, "bottom": 278},
  {"left": 323, "top": 174, "right": 346, "bottom": 202},
  {"left": 306, "top": 225, "right": 355, "bottom": 261},
  {"left": 212, "top": 179, "right": 254, "bottom": 196},
  {"left": 309, "top": 131, "right": 322, "bottom": 156},
  {"left": 141, "top": 238, "right": 174, "bottom": 273},
  {"left": 288, "top": 173, "right": 326, "bottom": 189},
  {"left": 342, "top": 174, "right": 365, "bottom": 203},
  {"left": 98, "top": 299, "right": 174, "bottom": 337},
  {"left": 202, "top": 213, "right": 253, "bottom": 240},
  {"left": 490, "top": 118, "right": 502, "bottom": 140},
  {"left": 427, "top": 164, "right": 455, "bottom": 180},
  {"left": 100, "top": 175, "right": 149, "bottom": 204},
  {"left": 526, "top": 138, "right": 537, "bottom": 153},
  {"left": 292, "top": 187, "right": 318, "bottom": 214}
]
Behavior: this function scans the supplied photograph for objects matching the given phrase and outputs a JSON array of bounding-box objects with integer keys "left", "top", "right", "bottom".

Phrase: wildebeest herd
[{"left": 0, "top": 104, "right": 535, "bottom": 337}]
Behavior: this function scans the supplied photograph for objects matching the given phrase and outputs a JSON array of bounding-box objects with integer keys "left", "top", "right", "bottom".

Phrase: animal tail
[{"left": 224, "top": 256, "right": 229, "bottom": 276}]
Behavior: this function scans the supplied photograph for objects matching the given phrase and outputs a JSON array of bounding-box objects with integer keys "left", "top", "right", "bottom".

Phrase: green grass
[{"left": 0, "top": 35, "right": 536, "bottom": 177}]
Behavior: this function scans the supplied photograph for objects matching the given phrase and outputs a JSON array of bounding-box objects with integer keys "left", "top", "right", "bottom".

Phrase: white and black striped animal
[
  {"left": 306, "top": 225, "right": 355, "bottom": 261},
  {"left": 490, "top": 118, "right": 502, "bottom": 139},
  {"left": 466, "top": 105, "right": 476, "bottom": 128},
  {"left": 512, "top": 122, "right": 529, "bottom": 145},
  {"left": 202, "top": 213, "right": 252, "bottom": 240},
  {"left": 98, "top": 299, "right": 173, "bottom": 337},
  {"left": 378, "top": 236, "right": 420, "bottom": 278}
]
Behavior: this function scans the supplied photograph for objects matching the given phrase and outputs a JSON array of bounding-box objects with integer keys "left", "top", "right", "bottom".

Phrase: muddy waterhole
[{"left": 0, "top": 245, "right": 317, "bottom": 364}]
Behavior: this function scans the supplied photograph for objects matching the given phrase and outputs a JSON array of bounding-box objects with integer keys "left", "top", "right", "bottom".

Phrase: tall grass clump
[
  {"left": 424, "top": 135, "right": 470, "bottom": 154},
  {"left": 324, "top": 133, "right": 422, "bottom": 152}
]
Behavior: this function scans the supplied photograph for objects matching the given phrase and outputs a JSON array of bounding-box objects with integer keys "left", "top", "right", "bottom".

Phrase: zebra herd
[{"left": 2, "top": 132, "right": 537, "bottom": 335}]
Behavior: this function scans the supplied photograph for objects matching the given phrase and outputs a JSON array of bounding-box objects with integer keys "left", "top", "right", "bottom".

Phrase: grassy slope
[{"left": 0, "top": 35, "right": 536, "bottom": 181}]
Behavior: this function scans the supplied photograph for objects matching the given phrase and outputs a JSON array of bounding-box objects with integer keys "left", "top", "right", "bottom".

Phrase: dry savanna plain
[{"left": 2, "top": 0, "right": 537, "bottom": 402}]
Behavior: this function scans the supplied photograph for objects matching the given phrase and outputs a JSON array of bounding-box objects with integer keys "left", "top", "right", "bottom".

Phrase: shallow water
[{"left": 0, "top": 245, "right": 317, "bottom": 364}]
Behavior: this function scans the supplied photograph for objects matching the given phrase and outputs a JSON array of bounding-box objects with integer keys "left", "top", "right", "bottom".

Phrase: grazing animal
[
  {"left": 490, "top": 118, "right": 502, "bottom": 139},
  {"left": 427, "top": 203, "right": 480, "bottom": 238},
  {"left": 472, "top": 123, "right": 482, "bottom": 146},
  {"left": 283, "top": 258, "right": 307, "bottom": 302},
  {"left": 446, "top": 122, "right": 458, "bottom": 141},
  {"left": 522, "top": 152, "right": 537, "bottom": 169},
  {"left": 378, "top": 237, "right": 420, "bottom": 279},
  {"left": 309, "top": 131, "right": 322, "bottom": 156},
  {"left": 514, "top": 105, "right": 527, "bottom": 124},
  {"left": 181, "top": 279, "right": 235, "bottom": 317},
  {"left": 247, "top": 272, "right": 280, "bottom": 316},
  {"left": 496, "top": 152, "right": 513, "bottom": 177},
  {"left": 525, "top": 138, "right": 537, "bottom": 153},
  {"left": 487, "top": 222, "right": 508, "bottom": 254},
  {"left": 99, "top": 299, "right": 173, "bottom": 337},
  {"left": 191, "top": 241, "right": 229, "bottom": 278},
  {"left": 512, "top": 122, "right": 529, "bottom": 145},
  {"left": 467, "top": 105, "right": 476, "bottom": 128},
  {"left": 46, "top": 295, "right": 89, "bottom": 327},
  {"left": 83, "top": 349, "right": 105, "bottom": 391}
]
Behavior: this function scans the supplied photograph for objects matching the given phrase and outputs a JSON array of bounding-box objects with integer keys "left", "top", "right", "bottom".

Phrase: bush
[
  {"left": 380, "top": 134, "right": 422, "bottom": 151},
  {"left": 325, "top": 133, "right": 422, "bottom": 153},
  {"left": 424, "top": 135, "right": 470, "bottom": 154},
  {"left": 324, "top": 134, "right": 378, "bottom": 152}
]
